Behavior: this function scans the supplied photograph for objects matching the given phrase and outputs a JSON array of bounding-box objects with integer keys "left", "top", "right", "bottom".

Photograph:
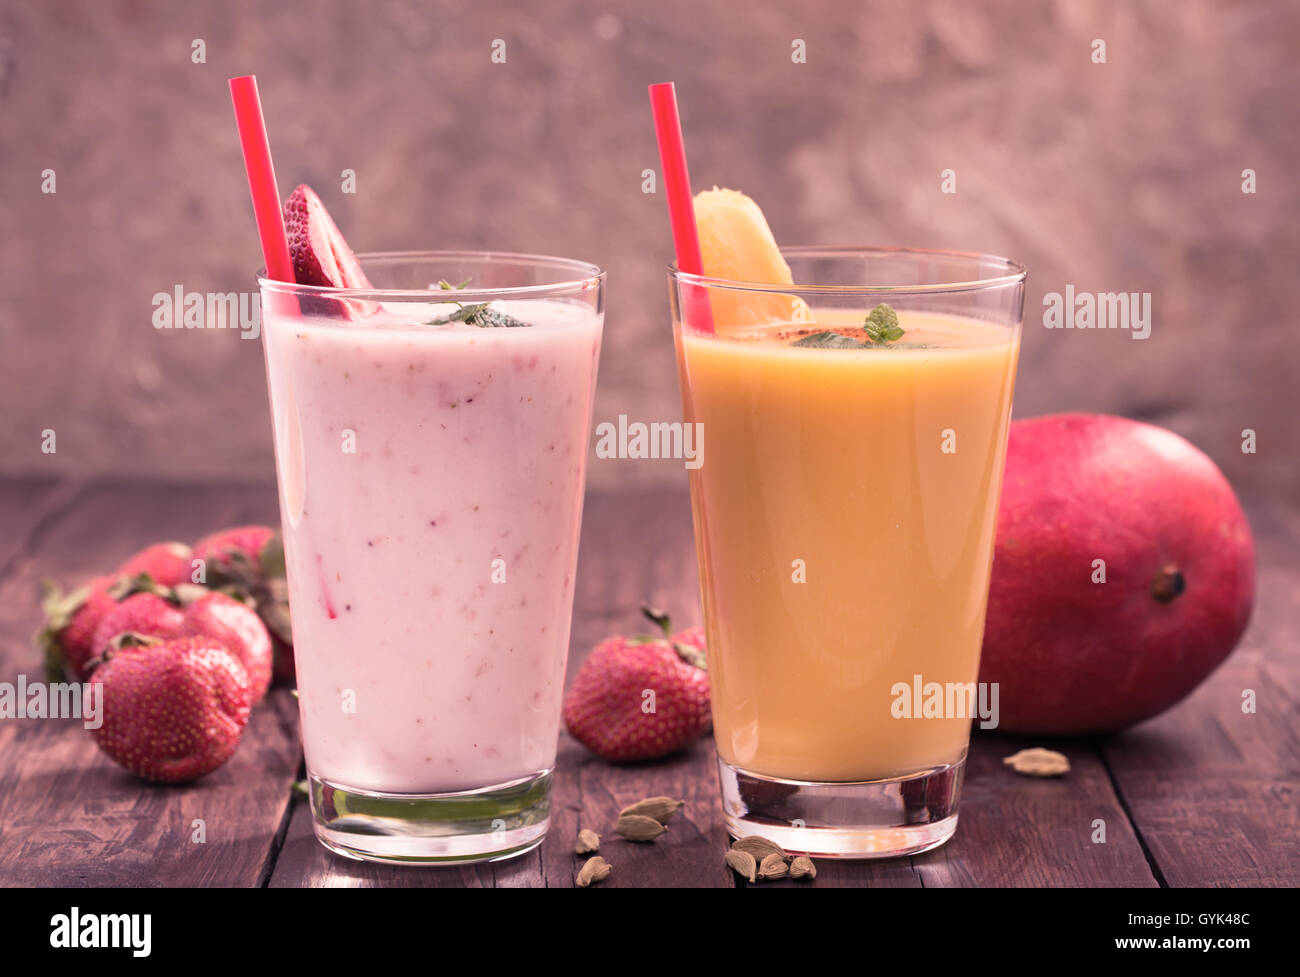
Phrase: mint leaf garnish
[
  {"left": 448, "top": 303, "right": 489, "bottom": 323},
  {"left": 863, "top": 303, "right": 904, "bottom": 344},
  {"left": 426, "top": 281, "right": 532, "bottom": 327},
  {"left": 473, "top": 308, "right": 531, "bottom": 328},
  {"left": 789, "top": 305, "right": 907, "bottom": 349},
  {"left": 791, "top": 331, "right": 862, "bottom": 348}
]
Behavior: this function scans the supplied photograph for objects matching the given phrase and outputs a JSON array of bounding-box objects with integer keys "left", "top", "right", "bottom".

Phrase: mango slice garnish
[{"left": 694, "top": 187, "right": 812, "bottom": 329}]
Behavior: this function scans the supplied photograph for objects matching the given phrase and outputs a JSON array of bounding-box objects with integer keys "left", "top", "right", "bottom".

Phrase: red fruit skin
[
  {"left": 283, "top": 185, "right": 373, "bottom": 320},
  {"left": 979, "top": 414, "right": 1255, "bottom": 735},
  {"left": 115, "top": 542, "right": 194, "bottom": 588},
  {"left": 671, "top": 625, "right": 706, "bottom": 651},
  {"left": 180, "top": 592, "right": 273, "bottom": 703},
  {"left": 90, "top": 638, "right": 251, "bottom": 783},
  {"left": 192, "top": 524, "right": 293, "bottom": 684},
  {"left": 564, "top": 636, "right": 711, "bottom": 762},
  {"left": 58, "top": 577, "right": 118, "bottom": 680},
  {"left": 193, "top": 526, "right": 274, "bottom": 572},
  {"left": 90, "top": 593, "right": 185, "bottom": 660}
]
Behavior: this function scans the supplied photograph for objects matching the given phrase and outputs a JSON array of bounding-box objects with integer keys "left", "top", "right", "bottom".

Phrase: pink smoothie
[{"left": 263, "top": 298, "right": 602, "bottom": 794}]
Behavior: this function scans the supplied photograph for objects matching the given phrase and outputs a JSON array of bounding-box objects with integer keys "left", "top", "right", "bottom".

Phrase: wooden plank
[
  {"left": 743, "top": 733, "right": 1156, "bottom": 888},
  {"left": 0, "top": 690, "right": 299, "bottom": 886},
  {"left": 545, "top": 489, "right": 727, "bottom": 887},
  {"left": 0, "top": 477, "right": 83, "bottom": 576},
  {"left": 1100, "top": 500, "right": 1300, "bottom": 887},
  {"left": 0, "top": 478, "right": 286, "bottom": 661},
  {"left": 0, "top": 480, "right": 301, "bottom": 886},
  {"left": 551, "top": 732, "right": 730, "bottom": 888},
  {"left": 566, "top": 485, "right": 705, "bottom": 680},
  {"left": 916, "top": 734, "right": 1156, "bottom": 887},
  {"left": 10, "top": 481, "right": 1284, "bottom": 886}
]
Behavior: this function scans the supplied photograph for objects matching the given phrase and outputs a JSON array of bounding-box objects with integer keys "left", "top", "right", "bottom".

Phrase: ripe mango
[{"left": 979, "top": 414, "right": 1256, "bottom": 734}]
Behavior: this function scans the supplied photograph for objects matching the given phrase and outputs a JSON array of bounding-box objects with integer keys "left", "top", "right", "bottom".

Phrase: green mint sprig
[
  {"left": 790, "top": 331, "right": 862, "bottom": 348},
  {"left": 863, "top": 303, "right": 904, "bottom": 344},
  {"left": 426, "top": 280, "right": 531, "bottom": 328},
  {"left": 787, "top": 303, "right": 906, "bottom": 349}
]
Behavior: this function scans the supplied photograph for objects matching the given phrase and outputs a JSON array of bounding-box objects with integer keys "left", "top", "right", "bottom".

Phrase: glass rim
[
  {"left": 257, "top": 249, "right": 605, "bottom": 301},
  {"left": 667, "top": 245, "right": 1027, "bottom": 295}
]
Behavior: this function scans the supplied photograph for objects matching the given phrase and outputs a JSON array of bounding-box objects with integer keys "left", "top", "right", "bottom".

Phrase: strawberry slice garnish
[{"left": 283, "top": 184, "right": 373, "bottom": 290}]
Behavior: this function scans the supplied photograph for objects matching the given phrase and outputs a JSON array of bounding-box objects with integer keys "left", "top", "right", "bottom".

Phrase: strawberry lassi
[{"left": 260, "top": 253, "right": 603, "bottom": 862}]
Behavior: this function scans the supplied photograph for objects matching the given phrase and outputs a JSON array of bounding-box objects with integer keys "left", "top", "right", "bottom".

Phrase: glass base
[
  {"left": 717, "top": 755, "right": 964, "bottom": 859},
  {"left": 309, "top": 769, "right": 552, "bottom": 864}
]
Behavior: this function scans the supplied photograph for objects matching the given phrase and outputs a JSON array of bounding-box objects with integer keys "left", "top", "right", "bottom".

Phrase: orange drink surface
[{"left": 676, "top": 308, "right": 1020, "bottom": 782}]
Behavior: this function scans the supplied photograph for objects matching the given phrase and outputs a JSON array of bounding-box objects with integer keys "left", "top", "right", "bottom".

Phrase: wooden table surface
[{"left": 0, "top": 478, "right": 1294, "bottom": 888}]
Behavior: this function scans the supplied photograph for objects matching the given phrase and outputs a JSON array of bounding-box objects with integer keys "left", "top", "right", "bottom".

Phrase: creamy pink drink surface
[{"left": 263, "top": 298, "right": 601, "bottom": 794}]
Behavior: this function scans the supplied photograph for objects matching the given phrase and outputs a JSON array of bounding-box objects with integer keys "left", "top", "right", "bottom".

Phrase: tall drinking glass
[
  {"left": 670, "top": 247, "right": 1024, "bottom": 857},
  {"left": 259, "top": 252, "right": 603, "bottom": 863}
]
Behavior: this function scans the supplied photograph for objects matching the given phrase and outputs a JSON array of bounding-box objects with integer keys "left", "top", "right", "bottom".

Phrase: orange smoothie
[{"left": 676, "top": 309, "right": 1019, "bottom": 782}]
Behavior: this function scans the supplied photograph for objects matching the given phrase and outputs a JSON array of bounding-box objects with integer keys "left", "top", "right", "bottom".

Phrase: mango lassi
[
  {"left": 675, "top": 309, "right": 1019, "bottom": 783},
  {"left": 665, "top": 180, "right": 1024, "bottom": 856}
]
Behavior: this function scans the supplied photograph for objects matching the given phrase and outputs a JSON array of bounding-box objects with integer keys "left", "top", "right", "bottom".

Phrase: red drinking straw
[
  {"left": 229, "top": 75, "right": 296, "bottom": 314},
  {"left": 649, "top": 82, "right": 714, "bottom": 334}
]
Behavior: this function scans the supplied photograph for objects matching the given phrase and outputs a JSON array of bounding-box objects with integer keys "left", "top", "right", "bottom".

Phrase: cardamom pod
[
  {"left": 789, "top": 855, "right": 817, "bottom": 880},
  {"left": 731, "top": 835, "right": 786, "bottom": 862},
  {"left": 758, "top": 852, "right": 789, "bottom": 881},
  {"left": 576, "top": 855, "right": 612, "bottom": 888},
  {"left": 615, "top": 814, "right": 668, "bottom": 842},
  {"left": 725, "top": 848, "right": 757, "bottom": 883},
  {"left": 574, "top": 828, "right": 600, "bottom": 854},
  {"left": 618, "top": 796, "right": 685, "bottom": 825},
  {"left": 1003, "top": 747, "right": 1070, "bottom": 778}
]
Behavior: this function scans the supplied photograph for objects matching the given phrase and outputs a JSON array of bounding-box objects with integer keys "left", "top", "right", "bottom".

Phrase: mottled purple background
[{"left": 1, "top": 0, "right": 1296, "bottom": 501}]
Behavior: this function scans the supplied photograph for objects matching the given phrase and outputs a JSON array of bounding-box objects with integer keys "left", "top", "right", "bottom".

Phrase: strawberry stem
[
  {"left": 110, "top": 631, "right": 162, "bottom": 651},
  {"left": 641, "top": 604, "right": 672, "bottom": 637},
  {"left": 108, "top": 572, "right": 173, "bottom": 603}
]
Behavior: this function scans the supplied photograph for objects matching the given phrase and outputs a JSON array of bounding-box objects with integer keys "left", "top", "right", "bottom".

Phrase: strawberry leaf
[
  {"left": 259, "top": 532, "right": 286, "bottom": 579},
  {"left": 672, "top": 641, "right": 707, "bottom": 670}
]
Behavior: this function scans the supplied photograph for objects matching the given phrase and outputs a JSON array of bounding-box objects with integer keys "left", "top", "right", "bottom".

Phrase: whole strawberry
[
  {"left": 90, "top": 637, "right": 252, "bottom": 783},
  {"left": 179, "top": 591, "right": 273, "bottom": 702},
  {"left": 193, "top": 526, "right": 294, "bottom": 684},
  {"left": 89, "top": 585, "right": 273, "bottom": 704},
  {"left": 192, "top": 525, "right": 275, "bottom": 576},
  {"left": 671, "top": 624, "right": 706, "bottom": 653},
  {"left": 115, "top": 542, "right": 194, "bottom": 588},
  {"left": 38, "top": 576, "right": 118, "bottom": 681},
  {"left": 564, "top": 606, "right": 711, "bottom": 762},
  {"left": 91, "top": 591, "right": 185, "bottom": 655}
]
